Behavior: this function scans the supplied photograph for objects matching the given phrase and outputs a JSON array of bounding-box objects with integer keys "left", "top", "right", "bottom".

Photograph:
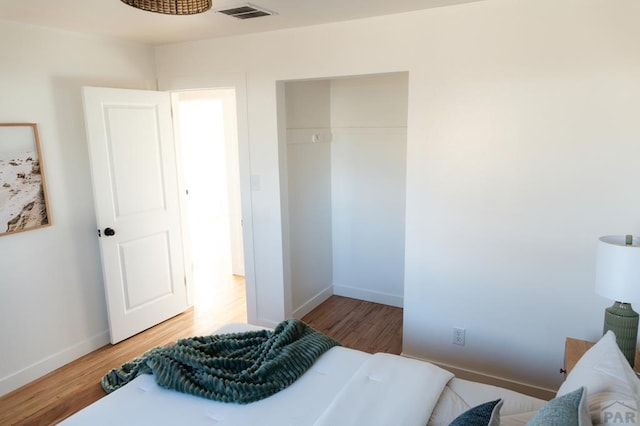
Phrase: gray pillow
[
  {"left": 448, "top": 399, "right": 502, "bottom": 426},
  {"left": 527, "top": 387, "right": 591, "bottom": 426}
]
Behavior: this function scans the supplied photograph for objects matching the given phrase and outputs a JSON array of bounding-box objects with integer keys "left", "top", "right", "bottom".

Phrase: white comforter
[
  {"left": 61, "top": 323, "right": 545, "bottom": 425},
  {"left": 315, "top": 353, "right": 453, "bottom": 426}
]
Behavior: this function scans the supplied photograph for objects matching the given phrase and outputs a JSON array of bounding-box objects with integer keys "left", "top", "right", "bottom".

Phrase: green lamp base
[{"left": 603, "top": 301, "right": 639, "bottom": 368}]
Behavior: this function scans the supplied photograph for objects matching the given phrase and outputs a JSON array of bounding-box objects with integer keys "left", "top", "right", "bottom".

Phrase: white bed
[{"left": 60, "top": 324, "right": 639, "bottom": 426}]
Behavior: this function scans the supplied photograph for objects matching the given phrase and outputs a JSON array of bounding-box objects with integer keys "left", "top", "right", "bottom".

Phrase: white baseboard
[
  {"left": 0, "top": 330, "right": 110, "bottom": 397},
  {"left": 333, "top": 284, "right": 403, "bottom": 308},
  {"left": 291, "top": 286, "right": 334, "bottom": 319},
  {"left": 401, "top": 353, "right": 556, "bottom": 401}
]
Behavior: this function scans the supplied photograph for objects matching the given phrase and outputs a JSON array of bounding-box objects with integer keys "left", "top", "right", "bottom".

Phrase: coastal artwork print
[{"left": 0, "top": 123, "right": 50, "bottom": 236}]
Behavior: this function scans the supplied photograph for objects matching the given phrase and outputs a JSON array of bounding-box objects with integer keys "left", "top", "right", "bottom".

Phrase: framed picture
[{"left": 0, "top": 123, "right": 51, "bottom": 236}]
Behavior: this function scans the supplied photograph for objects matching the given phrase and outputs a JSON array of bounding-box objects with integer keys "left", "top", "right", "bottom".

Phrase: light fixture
[
  {"left": 120, "top": 0, "right": 212, "bottom": 15},
  {"left": 595, "top": 234, "right": 640, "bottom": 367}
]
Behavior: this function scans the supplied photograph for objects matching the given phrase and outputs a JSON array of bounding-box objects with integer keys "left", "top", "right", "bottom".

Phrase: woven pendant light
[{"left": 121, "top": 0, "right": 212, "bottom": 15}]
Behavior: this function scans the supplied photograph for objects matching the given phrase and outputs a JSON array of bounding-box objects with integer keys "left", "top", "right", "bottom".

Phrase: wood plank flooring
[
  {"left": 302, "top": 295, "right": 403, "bottom": 355},
  {"left": 0, "top": 289, "right": 402, "bottom": 425}
]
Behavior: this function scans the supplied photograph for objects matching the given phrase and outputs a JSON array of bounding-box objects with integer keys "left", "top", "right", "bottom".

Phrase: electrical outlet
[{"left": 453, "top": 327, "right": 466, "bottom": 346}]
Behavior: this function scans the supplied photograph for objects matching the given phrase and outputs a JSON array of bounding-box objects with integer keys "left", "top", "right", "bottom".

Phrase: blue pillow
[
  {"left": 527, "top": 387, "right": 590, "bottom": 426},
  {"left": 449, "top": 399, "right": 502, "bottom": 426}
]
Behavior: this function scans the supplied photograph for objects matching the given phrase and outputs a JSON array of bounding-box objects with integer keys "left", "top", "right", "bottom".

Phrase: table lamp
[{"left": 595, "top": 235, "right": 640, "bottom": 367}]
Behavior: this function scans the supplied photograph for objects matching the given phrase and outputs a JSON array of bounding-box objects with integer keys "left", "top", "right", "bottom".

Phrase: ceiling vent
[{"left": 216, "top": 3, "right": 275, "bottom": 19}]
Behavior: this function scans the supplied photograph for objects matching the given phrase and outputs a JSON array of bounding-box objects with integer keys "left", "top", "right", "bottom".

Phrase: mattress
[{"left": 61, "top": 323, "right": 546, "bottom": 426}]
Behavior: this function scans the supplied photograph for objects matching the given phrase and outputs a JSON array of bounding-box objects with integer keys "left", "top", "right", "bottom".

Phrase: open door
[{"left": 82, "top": 87, "right": 188, "bottom": 344}]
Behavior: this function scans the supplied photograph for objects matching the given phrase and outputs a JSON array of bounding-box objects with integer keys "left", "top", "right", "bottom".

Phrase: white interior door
[{"left": 82, "top": 87, "right": 188, "bottom": 344}]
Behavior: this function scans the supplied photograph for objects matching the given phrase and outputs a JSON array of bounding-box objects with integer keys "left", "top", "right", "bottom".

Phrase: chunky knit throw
[{"left": 101, "top": 319, "right": 340, "bottom": 404}]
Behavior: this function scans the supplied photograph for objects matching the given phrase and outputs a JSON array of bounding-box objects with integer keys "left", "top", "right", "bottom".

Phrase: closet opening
[{"left": 279, "top": 72, "right": 409, "bottom": 321}]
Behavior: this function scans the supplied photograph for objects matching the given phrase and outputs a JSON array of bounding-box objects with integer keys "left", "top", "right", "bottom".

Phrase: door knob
[{"left": 104, "top": 227, "right": 116, "bottom": 236}]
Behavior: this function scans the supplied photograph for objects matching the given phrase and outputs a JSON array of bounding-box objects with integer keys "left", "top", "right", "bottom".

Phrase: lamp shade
[
  {"left": 120, "top": 0, "right": 212, "bottom": 15},
  {"left": 595, "top": 235, "right": 640, "bottom": 303}
]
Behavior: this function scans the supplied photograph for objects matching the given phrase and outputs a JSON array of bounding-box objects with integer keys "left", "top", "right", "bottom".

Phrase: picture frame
[{"left": 0, "top": 123, "right": 51, "bottom": 236}]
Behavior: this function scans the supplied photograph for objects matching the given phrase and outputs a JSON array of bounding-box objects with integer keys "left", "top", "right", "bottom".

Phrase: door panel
[
  {"left": 83, "top": 87, "right": 188, "bottom": 344},
  {"left": 120, "top": 232, "right": 173, "bottom": 310},
  {"left": 106, "top": 105, "right": 167, "bottom": 216}
]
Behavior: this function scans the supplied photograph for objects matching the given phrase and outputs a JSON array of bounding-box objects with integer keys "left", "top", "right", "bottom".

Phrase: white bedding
[
  {"left": 315, "top": 353, "right": 454, "bottom": 426},
  {"left": 61, "top": 345, "right": 370, "bottom": 426},
  {"left": 429, "top": 379, "right": 546, "bottom": 426},
  {"left": 61, "top": 323, "right": 546, "bottom": 425}
]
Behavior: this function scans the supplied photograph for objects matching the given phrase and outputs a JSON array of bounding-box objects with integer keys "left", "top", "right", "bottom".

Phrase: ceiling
[{"left": 0, "top": 0, "right": 483, "bottom": 46}]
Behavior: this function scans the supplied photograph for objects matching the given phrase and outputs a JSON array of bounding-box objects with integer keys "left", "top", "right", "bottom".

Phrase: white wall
[
  {"left": 0, "top": 20, "right": 156, "bottom": 396},
  {"left": 156, "top": 0, "right": 640, "bottom": 393},
  {"left": 330, "top": 74, "right": 407, "bottom": 306},
  {"left": 284, "top": 80, "right": 334, "bottom": 316}
]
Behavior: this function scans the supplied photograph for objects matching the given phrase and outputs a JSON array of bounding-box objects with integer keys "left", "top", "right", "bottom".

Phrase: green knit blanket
[{"left": 101, "top": 319, "right": 340, "bottom": 404}]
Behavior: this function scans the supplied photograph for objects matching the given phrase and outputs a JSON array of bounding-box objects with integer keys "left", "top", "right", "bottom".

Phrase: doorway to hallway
[{"left": 176, "top": 89, "right": 246, "bottom": 318}]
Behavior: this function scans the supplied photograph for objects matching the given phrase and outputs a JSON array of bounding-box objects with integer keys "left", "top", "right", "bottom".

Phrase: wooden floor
[
  {"left": 301, "top": 295, "right": 403, "bottom": 355},
  {"left": 0, "top": 286, "right": 402, "bottom": 425}
]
